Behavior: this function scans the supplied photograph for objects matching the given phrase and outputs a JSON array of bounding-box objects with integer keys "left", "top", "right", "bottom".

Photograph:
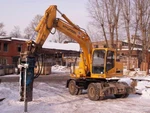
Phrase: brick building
[
  {"left": 0, "top": 36, "right": 80, "bottom": 67},
  {"left": 0, "top": 36, "right": 27, "bottom": 66}
]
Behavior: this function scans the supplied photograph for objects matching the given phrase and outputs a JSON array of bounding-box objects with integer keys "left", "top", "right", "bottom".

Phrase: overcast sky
[{"left": 0, "top": 0, "right": 90, "bottom": 35}]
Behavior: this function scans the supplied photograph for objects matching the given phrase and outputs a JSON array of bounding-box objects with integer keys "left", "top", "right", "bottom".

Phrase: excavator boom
[{"left": 27, "top": 5, "right": 92, "bottom": 72}]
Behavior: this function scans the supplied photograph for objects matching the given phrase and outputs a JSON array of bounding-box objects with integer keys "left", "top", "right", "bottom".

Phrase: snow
[
  {"left": 43, "top": 42, "right": 80, "bottom": 51},
  {"left": 0, "top": 66, "right": 150, "bottom": 113},
  {"left": 0, "top": 36, "right": 28, "bottom": 41},
  {"left": 51, "top": 65, "right": 70, "bottom": 73},
  {"left": 119, "top": 78, "right": 133, "bottom": 86},
  {"left": 136, "top": 80, "right": 150, "bottom": 99}
]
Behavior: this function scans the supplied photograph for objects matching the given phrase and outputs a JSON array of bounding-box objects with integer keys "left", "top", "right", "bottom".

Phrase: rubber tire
[
  {"left": 122, "top": 93, "right": 129, "bottom": 98},
  {"left": 96, "top": 83, "right": 104, "bottom": 100},
  {"left": 77, "top": 89, "right": 82, "bottom": 95},
  {"left": 68, "top": 80, "right": 79, "bottom": 95},
  {"left": 88, "top": 83, "right": 100, "bottom": 101},
  {"left": 114, "top": 94, "right": 124, "bottom": 98},
  {"left": 114, "top": 93, "right": 129, "bottom": 98}
]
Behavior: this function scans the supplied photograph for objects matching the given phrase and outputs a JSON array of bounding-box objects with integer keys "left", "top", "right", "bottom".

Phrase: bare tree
[
  {"left": 136, "top": 0, "right": 150, "bottom": 62},
  {"left": 104, "top": 0, "right": 121, "bottom": 48},
  {"left": 86, "top": 0, "right": 150, "bottom": 70},
  {"left": 10, "top": 26, "right": 22, "bottom": 38},
  {"left": 133, "top": 0, "right": 150, "bottom": 72},
  {"left": 87, "top": 0, "right": 121, "bottom": 48},
  {"left": 121, "top": 0, "right": 133, "bottom": 69},
  {"left": 24, "top": 27, "right": 33, "bottom": 39},
  {"left": 120, "top": 0, "right": 150, "bottom": 69},
  {"left": 24, "top": 14, "right": 42, "bottom": 39},
  {"left": 87, "top": 0, "right": 108, "bottom": 46},
  {"left": 53, "top": 30, "right": 76, "bottom": 43},
  {"left": 86, "top": 25, "right": 101, "bottom": 42},
  {"left": 0, "top": 22, "right": 6, "bottom": 36}
]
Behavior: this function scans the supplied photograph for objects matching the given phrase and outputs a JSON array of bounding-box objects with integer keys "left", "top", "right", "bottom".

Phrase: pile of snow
[
  {"left": 123, "top": 68, "right": 147, "bottom": 76},
  {"left": 133, "top": 76, "right": 150, "bottom": 99},
  {"left": 123, "top": 76, "right": 150, "bottom": 99},
  {"left": 136, "top": 81, "right": 150, "bottom": 99},
  {"left": 122, "top": 68, "right": 150, "bottom": 99},
  {"left": 113, "top": 76, "right": 150, "bottom": 99},
  {"left": 119, "top": 78, "right": 133, "bottom": 86},
  {"left": 51, "top": 65, "right": 70, "bottom": 73}
]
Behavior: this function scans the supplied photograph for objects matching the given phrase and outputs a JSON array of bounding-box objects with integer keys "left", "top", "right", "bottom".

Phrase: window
[
  {"left": 94, "top": 45, "right": 98, "bottom": 48},
  {"left": 92, "top": 50, "right": 105, "bottom": 74},
  {"left": 122, "top": 42, "right": 128, "bottom": 46},
  {"left": 0, "top": 58, "right": 7, "bottom": 65},
  {"left": 106, "top": 51, "right": 115, "bottom": 71},
  {"left": 17, "top": 44, "right": 22, "bottom": 52},
  {"left": 0, "top": 43, "right": 1, "bottom": 51},
  {"left": 3, "top": 43, "right": 8, "bottom": 52}
]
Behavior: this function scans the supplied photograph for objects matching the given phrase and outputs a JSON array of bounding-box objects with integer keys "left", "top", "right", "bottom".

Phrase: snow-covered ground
[
  {"left": 0, "top": 66, "right": 150, "bottom": 113},
  {"left": 51, "top": 65, "right": 70, "bottom": 73}
]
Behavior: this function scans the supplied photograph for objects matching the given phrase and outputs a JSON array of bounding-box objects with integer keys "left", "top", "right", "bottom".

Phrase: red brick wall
[{"left": 0, "top": 40, "right": 27, "bottom": 65}]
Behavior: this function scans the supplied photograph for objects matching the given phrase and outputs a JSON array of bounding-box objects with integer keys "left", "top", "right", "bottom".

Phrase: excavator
[{"left": 18, "top": 5, "right": 135, "bottom": 101}]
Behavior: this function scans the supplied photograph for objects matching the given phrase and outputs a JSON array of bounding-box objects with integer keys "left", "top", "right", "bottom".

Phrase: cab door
[{"left": 90, "top": 49, "right": 106, "bottom": 78}]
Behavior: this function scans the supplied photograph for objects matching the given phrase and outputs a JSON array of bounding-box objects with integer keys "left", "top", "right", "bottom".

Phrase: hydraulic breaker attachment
[{"left": 18, "top": 56, "right": 36, "bottom": 101}]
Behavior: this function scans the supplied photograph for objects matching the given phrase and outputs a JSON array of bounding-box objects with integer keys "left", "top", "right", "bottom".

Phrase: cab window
[
  {"left": 92, "top": 50, "right": 105, "bottom": 74},
  {"left": 106, "top": 51, "right": 115, "bottom": 71}
]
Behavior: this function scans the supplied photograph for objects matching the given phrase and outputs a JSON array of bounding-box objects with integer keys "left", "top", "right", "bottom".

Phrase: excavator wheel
[
  {"left": 96, "top": 83, "right": 104, "bottom": 100},
  {"left": 88, "top": 83, "right": 100, "bottom": 101},
  {"left": 68, "top": 80, "right": 79, "bottom": 95}
]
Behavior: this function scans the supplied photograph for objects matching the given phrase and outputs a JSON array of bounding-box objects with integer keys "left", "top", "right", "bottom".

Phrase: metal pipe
[{"left": 24, "top": 60, "right": 28, "bottom": 112}]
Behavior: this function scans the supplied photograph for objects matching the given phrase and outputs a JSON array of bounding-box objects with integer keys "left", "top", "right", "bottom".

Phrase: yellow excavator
[{"left": 18, "top": 5, "right": 135, "bottom": 101}]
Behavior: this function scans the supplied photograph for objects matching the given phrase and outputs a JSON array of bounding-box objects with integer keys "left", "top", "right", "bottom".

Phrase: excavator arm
[{"left": 27, "top": 5, "right": 92, "bottom": 72}]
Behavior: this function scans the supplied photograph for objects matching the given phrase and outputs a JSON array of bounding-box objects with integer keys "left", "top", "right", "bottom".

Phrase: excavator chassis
[{"left": 66, "top": 78, "right": 135, "bottom": 101}]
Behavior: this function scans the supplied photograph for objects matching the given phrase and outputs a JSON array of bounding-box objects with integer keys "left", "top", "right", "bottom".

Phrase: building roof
[
  {"left": 120, "top": 48, "right": 142, "bottom": 51},
  {"left": 43, "top": 41, "right": 80, "bottom": 51},
  {"left": 0, "top": 36, "right": 28, "bottom": 41},
  {"left": 0, "top": 36, "right": 80, "bottom": 51}
]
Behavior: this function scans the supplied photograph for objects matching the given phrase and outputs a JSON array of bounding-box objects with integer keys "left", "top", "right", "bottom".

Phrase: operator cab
[{"left": 92, "top": 48, "right": 115, "bottom": 75}]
